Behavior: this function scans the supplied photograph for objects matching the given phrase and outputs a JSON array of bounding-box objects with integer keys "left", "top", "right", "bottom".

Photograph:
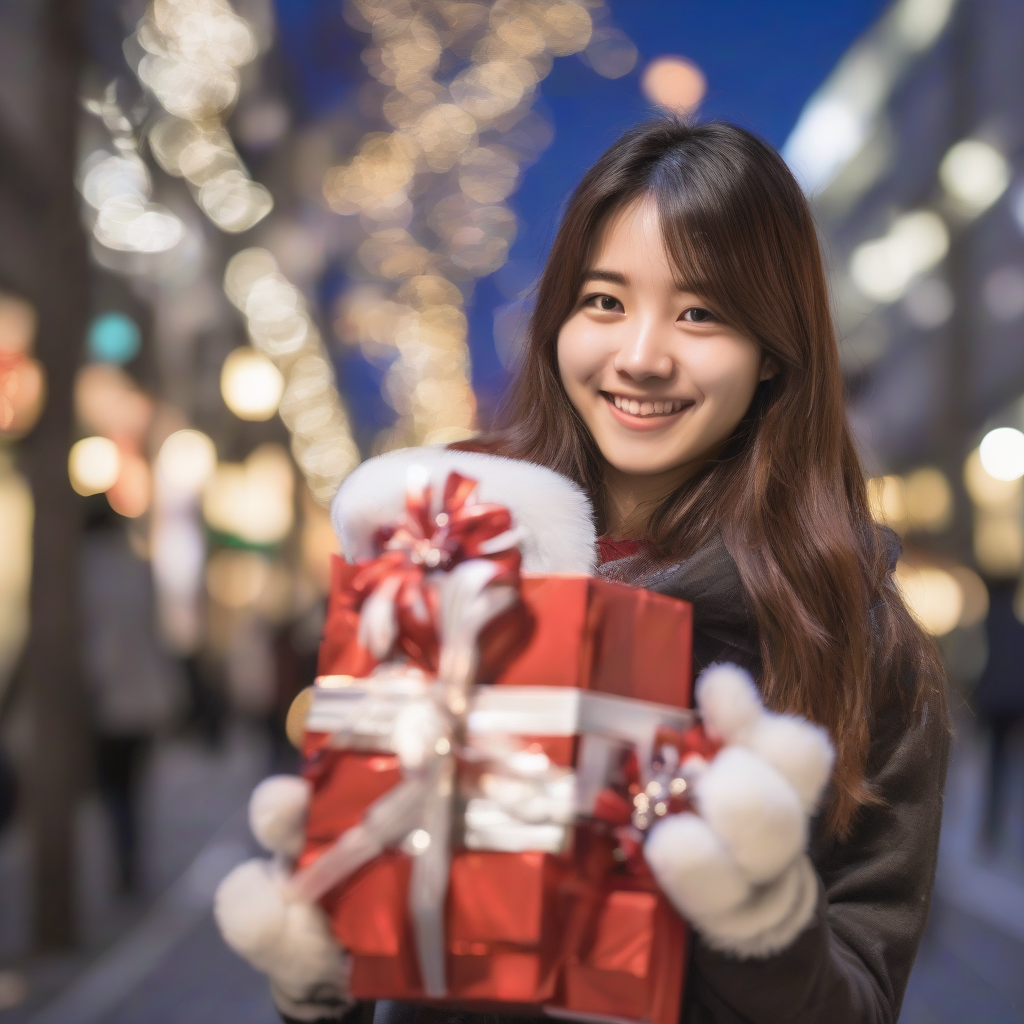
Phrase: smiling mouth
[{"left": 603, "top": 392, "right": 692, "bottom": 418}]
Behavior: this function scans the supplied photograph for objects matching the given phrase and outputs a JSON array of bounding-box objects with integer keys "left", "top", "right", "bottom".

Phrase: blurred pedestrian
[
  {"left": 973, "top": 583, "right": 1024, "bottom": 856},
  {"left": 80, "top": 497, "right": 183, "bottom": 893}
]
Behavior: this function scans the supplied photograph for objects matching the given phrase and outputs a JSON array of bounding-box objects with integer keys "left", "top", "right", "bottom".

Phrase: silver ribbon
[{"left": 287, "top": 561, "right": 696, "bottom": 997}]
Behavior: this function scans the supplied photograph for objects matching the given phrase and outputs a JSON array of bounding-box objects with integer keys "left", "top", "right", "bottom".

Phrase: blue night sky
[{"left": 273, "top": 0, "right": 890, "bottom": 436}]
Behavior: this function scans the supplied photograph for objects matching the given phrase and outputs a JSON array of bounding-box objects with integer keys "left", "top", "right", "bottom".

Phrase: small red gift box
[{"left": 297, "top": 557, "right": 694, "bottom": 1024}]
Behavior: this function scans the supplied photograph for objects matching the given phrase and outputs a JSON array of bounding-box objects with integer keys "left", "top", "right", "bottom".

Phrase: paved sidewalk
[{"left": 0, "top": 721, "right": 276, "bottom": 1021}]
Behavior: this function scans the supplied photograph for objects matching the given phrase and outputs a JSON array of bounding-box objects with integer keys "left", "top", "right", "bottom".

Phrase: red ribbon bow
[{"left": 350, "top": 471, "right": 523, "bottom": 672}]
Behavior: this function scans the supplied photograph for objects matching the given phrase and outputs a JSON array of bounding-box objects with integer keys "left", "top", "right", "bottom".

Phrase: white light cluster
[
  {"left": 80, "top": 86, "right": 185, "bottom": 253},
  {"left": 783, "top": 0, "right": 956, "bottom": 196},
  {"left": 979, "top": 427, "right": 1024, "bottom": 482},
  {"left": 965, "top": 443, "right": 1024, "bottom": 580},
  {"left": 134, "top": 0, "right": 273, "bottom": 233},
  {"left": 939, "top": 139, "right": 1010, "bottom": 217},
  {"left": 225, "top": 248, "right": 360, "bottom": 504},
  {"left": 326, "top": 0, "right": 630, "bottom": 450},
  {"left": 849, "top": 210, "right": 949, "bottom": 303}
]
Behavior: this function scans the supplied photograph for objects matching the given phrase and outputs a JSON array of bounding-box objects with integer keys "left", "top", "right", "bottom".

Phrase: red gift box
[{"left": 296, "top": 556, "right": 694, "bottom": 1024}]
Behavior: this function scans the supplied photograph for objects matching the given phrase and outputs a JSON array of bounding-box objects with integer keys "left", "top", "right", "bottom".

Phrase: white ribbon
[{"left": 290, "top": 559, "right": 697, "bottom": 997}]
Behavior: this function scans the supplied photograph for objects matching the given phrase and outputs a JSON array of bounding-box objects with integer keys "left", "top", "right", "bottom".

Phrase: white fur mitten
[
  {"left": 215, "top": 776, "right": 352, "bottom": 1021},
  {"left": 644, "top": 664, "right": 834, "bottom": 958}
]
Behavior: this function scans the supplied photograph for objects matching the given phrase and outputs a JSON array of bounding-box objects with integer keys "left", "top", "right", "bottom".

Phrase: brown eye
[
  {"left": 584, "top": 293, "right": 624, "bottom": 313},
  {"left": 681, "top": 306, "right": 719, "bottom": 323}
]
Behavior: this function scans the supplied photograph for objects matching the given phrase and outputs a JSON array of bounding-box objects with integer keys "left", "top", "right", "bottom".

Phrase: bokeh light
[
  {"left": 964, "top": 447, "right": 1022, "bottom": 509},
  {"left": 964, "top": 447, "right": 1024, "bottom": 578},
  {"left": 74, "top": 364, "right": 153, "bottom": 441},
  {"left": 904, "top": 468, "right": 953, "bottom": 532},
  {"left": 223, "top": 248, "right": 360, "bottom": 504},
  {"left": 132, "top": 0, "right": 272, "bottom": 236},
  {"left": 583, "top": 28, "right": 638, "bottom": 79},
  {"left": 68, "top": 437, "right": 121, "bottom": 496},
  {"left": 87, "top": 312, "right": 142, "bottom": 364},
  {"left": 156, "top": 428, "right": 217, "bottom": 497},
  {"left": 220, "top": 347, "right": 284, "bottom": 421},
  {"left": 640, "top": 56, "right": 707, "bottom": 113},
  {"left": 973, "top": 514, "right": 1024, "bottom": 578},
  {"left": 894, "top": 561, "right": 964, "bottom": 636},
  {"left": 867, "top": 474, "right": 908, "bottom": 534},
  {"left": 939, "top": 139, "right": 1010, "bottom": 215},
  {"left": 849, "top": 211, "right": 949, "bottom": 303},
  {"left": 979, "top": 427, "right": 1024, "bottom": 481},
  {"left": 202, "top": 444, "right": 294, "bottom": 546},
  {"left": 106, "top": 451, "right": 151, "bottom": 518}
]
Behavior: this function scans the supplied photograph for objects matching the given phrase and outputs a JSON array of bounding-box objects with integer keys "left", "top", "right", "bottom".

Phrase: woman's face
[{"left": 557, "top": 199, "right": 769, "bottom": 481}]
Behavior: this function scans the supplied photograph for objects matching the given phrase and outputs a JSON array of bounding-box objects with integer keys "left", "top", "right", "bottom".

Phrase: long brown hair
[{"left": 461, "top": 119, "right": 945, "bottom": 837}]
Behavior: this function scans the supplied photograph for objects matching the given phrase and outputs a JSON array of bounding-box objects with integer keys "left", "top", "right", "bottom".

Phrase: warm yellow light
[
  {"left": 973, "top": 513, "right": 1024, "bottom": 578},
  {"left": 904, "top": 467, "right": 953, "bottom": 532},
  {"left": 894, "top": 562, "right": 964, "bottom": 636},
  {"left": 866, "top": 475, "right": 908, "bottom": 534},
  {"left": 964, "top": 448, "right": 1022, "bottom": 512},
  {"left": 979, "top": 427, "right": 1024, "bottom": 481},
  {"left": 156, "top": 429, "right": 217, "bottom": 497},
  {"left": 220, "top": 347, "right": 284, "bottom": 421},
  {"left": 950, "top": 566, "right": 989, "bottom": 628},
  {"left": 69, "top": 436, "right": 121, "bottom": 496},
  {"left": 202, "top": 444, "right": 294, "bottom": 545}
]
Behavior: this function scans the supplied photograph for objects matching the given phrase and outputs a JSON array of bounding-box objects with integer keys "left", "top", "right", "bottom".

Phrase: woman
[
  {"left": 447, "top": 118, "right": 950, "bottom": 1021},
  {"left": 233, "top": 119, "right": 949, "bottom": 1023}
]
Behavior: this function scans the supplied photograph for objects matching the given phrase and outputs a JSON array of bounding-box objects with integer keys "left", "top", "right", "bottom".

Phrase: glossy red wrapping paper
[{"left": 300, "top": 555, "right": 694, "bottom": 1024}]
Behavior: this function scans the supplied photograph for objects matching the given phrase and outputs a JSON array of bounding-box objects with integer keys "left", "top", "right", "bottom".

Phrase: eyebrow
[
  {"left": 583, "top": 269, "right": 628, "bottom": 286},
  {"left": 583, "top": 268, "right": 695, "bottom": 293}
]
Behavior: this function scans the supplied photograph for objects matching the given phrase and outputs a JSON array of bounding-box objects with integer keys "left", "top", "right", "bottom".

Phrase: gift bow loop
[{"left": 352, "top": 469, "right": 523, "bottom": 669}]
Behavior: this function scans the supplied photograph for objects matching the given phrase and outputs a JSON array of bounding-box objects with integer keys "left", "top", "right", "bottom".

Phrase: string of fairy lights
[
  {"left": 326, "top": 0, "right": 634, "bottom": 452},
  {"left": 112, "top": 0, "right": 638, "bottom": 497}
]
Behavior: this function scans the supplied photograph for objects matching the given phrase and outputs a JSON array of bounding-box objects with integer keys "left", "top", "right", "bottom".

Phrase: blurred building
[
  {"left": 783, "top": 0, "right": 1024, "bottom": 675},
  {"left": 784, "top": 0, "right": 1024, "bottom": 964}
]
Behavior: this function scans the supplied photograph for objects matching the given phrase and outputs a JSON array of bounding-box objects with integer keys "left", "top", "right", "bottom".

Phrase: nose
[{"left": 612, "top": 312, "right": 674, "bottom": 382}]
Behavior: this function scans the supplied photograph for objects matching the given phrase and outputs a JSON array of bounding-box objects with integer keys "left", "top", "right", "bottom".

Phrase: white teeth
[{"left": 610, "top": 394, "right": 686, "bottom": 417}]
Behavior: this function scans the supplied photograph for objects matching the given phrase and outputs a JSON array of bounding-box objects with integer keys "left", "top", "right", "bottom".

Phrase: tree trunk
[{"left": 19, "top": 0, "right": 88, "bottom": 951}]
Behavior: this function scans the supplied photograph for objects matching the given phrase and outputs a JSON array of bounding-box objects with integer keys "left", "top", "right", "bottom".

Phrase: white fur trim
[
  {"left": 214, "top": 858, "right": 350, "bottom": 1001},
  {"left": 249, "top": 775, "right": 312, "bottom": 859},
  {"left": 695, "top": 664, "right": 763, "bottom": 743},
  {"left": 695, "top": 747, "right": 805, "bottom": 885},
  {"left": 215, "top": 859, "right": 289, "bottom": 963},
  {"left": 330, "top": 447, "right": 597, "bottom": 575},
  {"left": 643, "top": 812, "right": 751, "bottom": 919},
  {"left": 748, "top": 714, "right": 835, "bottom": 814},
  {"left": 694, "top": 855, "right": 819, "bottom": 958}
]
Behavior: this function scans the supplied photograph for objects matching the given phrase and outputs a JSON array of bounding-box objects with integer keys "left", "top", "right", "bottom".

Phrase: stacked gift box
[{"left": 294, "top": 554, "right": 699, "bottom": 1024}]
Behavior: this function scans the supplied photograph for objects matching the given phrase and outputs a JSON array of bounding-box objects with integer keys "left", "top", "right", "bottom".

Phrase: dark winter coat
[{"left": 293, "top": 532, "right": 950, "bottom": 1024}]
